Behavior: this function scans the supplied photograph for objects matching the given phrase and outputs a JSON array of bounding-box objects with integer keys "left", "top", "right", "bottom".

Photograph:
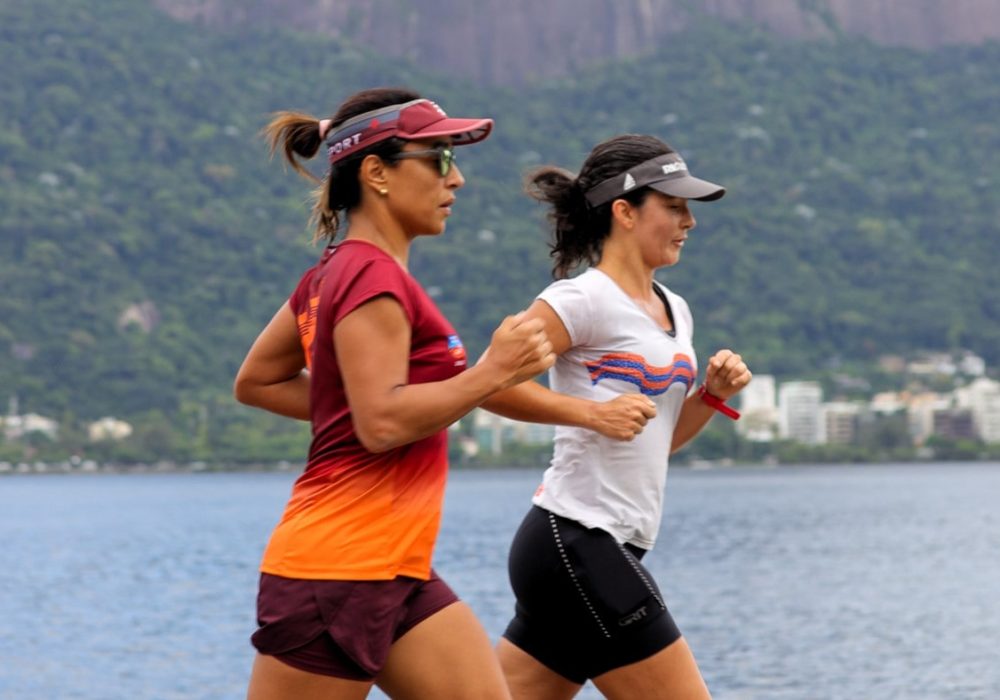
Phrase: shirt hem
[
  {"left": 259, "top": 563, "right": 432, "bottom": 582},
  {"left": 532, "top": 495, "right": 656, "bottom": 550}
]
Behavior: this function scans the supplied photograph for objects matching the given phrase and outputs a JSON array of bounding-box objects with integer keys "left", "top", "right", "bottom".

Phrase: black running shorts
[{"left": 503, "top": 506, "right": 682, "bottom": 683}]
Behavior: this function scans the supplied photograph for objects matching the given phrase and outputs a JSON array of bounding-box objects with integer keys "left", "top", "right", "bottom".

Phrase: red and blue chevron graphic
[{"left": 584, "top": 352, "right": 695, "bottom": 396}]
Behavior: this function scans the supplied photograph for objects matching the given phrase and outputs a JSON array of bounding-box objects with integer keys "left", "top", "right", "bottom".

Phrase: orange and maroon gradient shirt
[{"left": 261, "top": 240, "right": 468, "bottom": 581}]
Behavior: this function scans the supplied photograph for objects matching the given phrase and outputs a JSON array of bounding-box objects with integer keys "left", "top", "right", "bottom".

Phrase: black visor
[{"left": 584, "top": 153, "right": 725, "bottom": 207}]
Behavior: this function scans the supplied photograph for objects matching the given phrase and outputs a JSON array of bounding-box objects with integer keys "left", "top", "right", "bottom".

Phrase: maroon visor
[{"left": 326, "top": 99, "right": 493, "bottom": 164}]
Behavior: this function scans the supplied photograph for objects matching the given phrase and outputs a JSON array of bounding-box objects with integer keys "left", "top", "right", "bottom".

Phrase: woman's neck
[
  {"left": 344, "top": 209, "right": 411, "bottom": 268},
  {"left": 596, "top": 239, "right": 655, "bottom": 299}
]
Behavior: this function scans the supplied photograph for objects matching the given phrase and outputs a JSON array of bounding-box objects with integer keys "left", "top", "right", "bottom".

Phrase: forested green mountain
[{"left": 2, "top": 0, "right": 999, "bottom": 448}]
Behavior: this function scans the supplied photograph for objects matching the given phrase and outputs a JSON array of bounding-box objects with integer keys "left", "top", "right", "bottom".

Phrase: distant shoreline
[{"left": 3, "top": 458, "right": 998, "bottom": 476}]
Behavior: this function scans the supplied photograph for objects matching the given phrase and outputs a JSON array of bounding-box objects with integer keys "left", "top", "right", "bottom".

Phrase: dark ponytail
[
  {"left": 263, "top": 111, "right": 326, "bottom": 180},
  {"left": 526, "top": 167, "right": 593, "bottom": 279},
  {"left": 530, "top": 134, "right": 674, "bottom": 278},
  {"left": 262, "top": 87, "right": 421, "bottom": 242}
]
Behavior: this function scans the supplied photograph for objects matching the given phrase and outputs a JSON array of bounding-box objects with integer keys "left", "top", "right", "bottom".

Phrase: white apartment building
[
  {"left": 88, "top": 417, "right": 134, "bottom": 442},
  {"left": 737, "top": 374, "right": 777, "bottom": 442},
  {"left": 778, "top": 381, "right": 824, "bottom": 444},
  {"left": 954, "top": 377, "right": 1000, "bottom": 443},
  {"left": 1, "top": 413, "right": 59, "bottom": 441}
]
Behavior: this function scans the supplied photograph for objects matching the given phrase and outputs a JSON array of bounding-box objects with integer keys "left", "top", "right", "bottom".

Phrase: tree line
[{"left": 1, "top": 0, "right": 998, "bottom": 463}]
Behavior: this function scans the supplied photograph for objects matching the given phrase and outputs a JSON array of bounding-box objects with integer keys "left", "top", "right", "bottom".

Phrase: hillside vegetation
[{"left": 2, "top": 0, "right": 998, "bottom": 460}]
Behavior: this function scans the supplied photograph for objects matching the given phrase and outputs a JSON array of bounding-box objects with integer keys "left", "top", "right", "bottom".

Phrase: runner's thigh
[
  {"left": 376, "top": 601, "right": 511, "bottom": 700},
  {"left": 592, "top": 637, "right": 711, "bottom": 700}
]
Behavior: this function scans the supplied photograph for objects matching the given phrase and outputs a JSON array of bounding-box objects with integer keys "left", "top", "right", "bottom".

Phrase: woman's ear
[
  {"left": 610, "top": 198, "right": 635, "bottom": 230},
  {"left": 359, "top": 154, "right": 390, "bottom": 196}
]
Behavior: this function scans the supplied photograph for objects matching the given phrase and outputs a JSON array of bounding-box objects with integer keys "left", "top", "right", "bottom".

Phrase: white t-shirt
[{"left": 532, "top": 268, "right": 697, "bottom": 549}]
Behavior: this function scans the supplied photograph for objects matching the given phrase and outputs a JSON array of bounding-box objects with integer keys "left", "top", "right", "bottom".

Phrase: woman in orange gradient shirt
[{"left": 233, "top": 87, "right": 555, "bottom": 700}]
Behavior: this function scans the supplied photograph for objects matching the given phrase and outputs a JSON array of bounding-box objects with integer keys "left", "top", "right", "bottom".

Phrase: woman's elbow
[
  {"left": 233, "top": 371, "right": 259, "bottom": 407},
  {"left": 354, "top": 417, "right": 404, "bottom": 454}
]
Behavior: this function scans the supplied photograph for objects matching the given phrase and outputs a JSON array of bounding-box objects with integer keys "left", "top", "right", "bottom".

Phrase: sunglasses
[{"left": 394, "top": 146, "right": 457, "bottom": 177}]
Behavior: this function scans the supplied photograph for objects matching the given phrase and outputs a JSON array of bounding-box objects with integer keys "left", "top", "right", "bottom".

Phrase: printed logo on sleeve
[
  {"left": 296, "top": 295, "right": 321, "bottom": 371},
  {"left": 447, "top": 334, "right": 467, "bottom": 365}
]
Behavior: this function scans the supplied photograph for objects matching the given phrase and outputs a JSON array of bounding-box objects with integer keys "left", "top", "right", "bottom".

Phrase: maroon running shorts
[{"left": 250, "top": 570, "right": 458, "bottom": 680}]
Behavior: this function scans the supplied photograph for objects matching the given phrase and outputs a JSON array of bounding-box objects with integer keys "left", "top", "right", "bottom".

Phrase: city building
[
  {"left": 906, "top": 392, "right": 950, "bottom": 445},
  {"left": 954, "top": 377, "right": 1000, "bottom": 443},
  {"left": 778, "top": 381, "right": 824, "bottom": 444},
  {"left": 2, "top": 397, "right": 59, "bottom": 441},
  {"left": 931, "top": 408, "right": 977, "bottom": 441},
  {"left": 870, "top": 391, "right": 907, "bottom": 415},
  {"left": 822, "top": 402, "right": 862, "bottom": 445},
  {"left": 907, "top": 353, "right": 957, "bottom": 377},
  {"left": 1, "top": 413, "right": 59, "bottom": 441},
  {"left": 471, "top": 408, "right": 556, "bottom": 455},
  {"left": 958, "top": 352, "right": 986, "bottom": 377},
  {"left": 737, "top": 374, "right": 777, "bottom": 442},
  {"left": 88, "top": 417, "right": 134, "bottom": 442}
]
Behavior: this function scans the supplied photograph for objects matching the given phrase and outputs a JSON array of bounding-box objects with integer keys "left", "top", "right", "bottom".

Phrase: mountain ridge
[{"left": 152, "top": 0, "right": 1000, "bottom": 84}]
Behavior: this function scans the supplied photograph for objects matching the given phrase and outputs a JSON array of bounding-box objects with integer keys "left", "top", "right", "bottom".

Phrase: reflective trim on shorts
[{"left": 547, "top": 510, "right": 612, "bottom": 639}]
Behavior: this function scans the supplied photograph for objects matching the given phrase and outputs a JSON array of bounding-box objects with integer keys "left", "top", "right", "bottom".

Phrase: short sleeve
[
  {"left": 288, "top": 267, "right": 316, "bottom": 317},
  {"left": 331, "top": 258, "right": 416, "bottom": 327},
  {"left": 537, "top": 278, "right": 593, "bottom": 347}
]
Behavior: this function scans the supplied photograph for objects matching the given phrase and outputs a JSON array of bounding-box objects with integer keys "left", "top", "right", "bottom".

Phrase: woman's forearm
[
  {"left": 482, "top": 381, "right": 596, "bottom": 428},
  {"left": 670, "top": 393, "right": 717, "bottom": 453},
  {"left": 235, "top": 370, "right": 311, "bottom": 421}
]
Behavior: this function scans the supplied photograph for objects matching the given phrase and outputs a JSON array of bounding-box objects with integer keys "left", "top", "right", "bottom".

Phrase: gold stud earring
[{"left": 379, "top": 188, "right": 388, "bottom": 196}]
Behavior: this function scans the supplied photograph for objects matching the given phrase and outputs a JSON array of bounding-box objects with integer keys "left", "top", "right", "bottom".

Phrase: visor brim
[
  {"left": 401, "top": 117, "right": 494, "bottom": 146},
  {"left": 649, "top": 175, "right": 725, "bottom": 202}
]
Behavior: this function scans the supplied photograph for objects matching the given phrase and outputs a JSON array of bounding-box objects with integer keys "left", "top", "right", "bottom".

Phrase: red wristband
[{"left": 697, "top": 384, "right": 740, "bottom": 420}]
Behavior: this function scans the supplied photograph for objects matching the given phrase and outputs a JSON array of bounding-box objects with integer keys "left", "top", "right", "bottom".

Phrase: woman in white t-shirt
[{"left": 485, "top": 134, "right": 752, "bottom": 699}]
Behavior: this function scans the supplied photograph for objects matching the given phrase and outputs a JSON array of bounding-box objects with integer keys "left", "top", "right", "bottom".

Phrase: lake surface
[{"left": 1, "top": 463, "right": 998, "bottom": 699}]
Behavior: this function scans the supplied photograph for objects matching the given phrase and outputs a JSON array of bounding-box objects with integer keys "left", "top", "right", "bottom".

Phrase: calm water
[{"left": 1, "top": 464, "right": 998, "bottom": 700}]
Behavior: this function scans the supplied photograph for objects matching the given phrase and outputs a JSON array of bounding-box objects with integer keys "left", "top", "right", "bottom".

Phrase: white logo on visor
[
  {"left": 662, "top": 160, "right": 687, "bottom": 175},
  {"left": 328, "top": 133, "right": 362, "bottom": 156},
  {"left": 623, "top": 173, "right": 636, "bottom": 190}
]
